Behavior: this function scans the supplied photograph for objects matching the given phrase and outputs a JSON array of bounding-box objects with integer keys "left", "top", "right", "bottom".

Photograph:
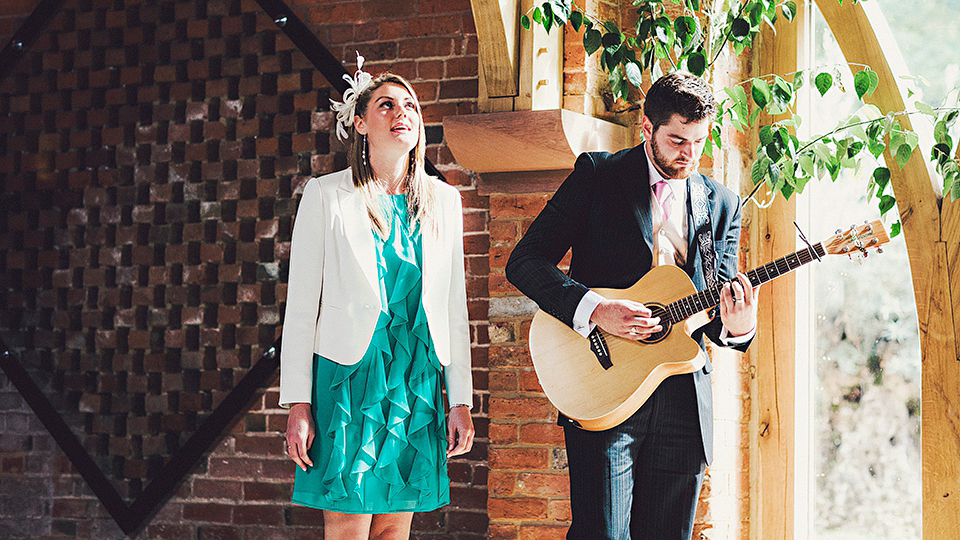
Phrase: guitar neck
[{"left": 666, "top": 242, "right": 826, "bottom": 322}]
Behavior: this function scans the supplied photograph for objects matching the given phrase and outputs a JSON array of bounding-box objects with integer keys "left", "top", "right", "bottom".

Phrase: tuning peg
[{"left": 876, "top": 247, "right": 884, "bottom": 254}]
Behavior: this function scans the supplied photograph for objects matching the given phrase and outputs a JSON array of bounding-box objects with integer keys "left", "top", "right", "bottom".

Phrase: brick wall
[{"left": 0, "top": 0, "right": 487, "bottom": 538}]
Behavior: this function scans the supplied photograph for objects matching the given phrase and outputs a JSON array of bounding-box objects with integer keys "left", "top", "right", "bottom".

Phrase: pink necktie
[{"left": 654, "top": 180, "right": 673, "bottom": 221}]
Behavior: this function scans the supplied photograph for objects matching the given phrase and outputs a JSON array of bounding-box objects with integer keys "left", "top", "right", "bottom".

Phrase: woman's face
[{"left": 354, "top": 82, "right": 420, "bottom": 158}]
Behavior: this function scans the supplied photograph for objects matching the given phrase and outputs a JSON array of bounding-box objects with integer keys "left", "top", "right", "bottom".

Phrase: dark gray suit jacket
[{"left": 505, "top": 143, "right": 751, "bottom": 464}]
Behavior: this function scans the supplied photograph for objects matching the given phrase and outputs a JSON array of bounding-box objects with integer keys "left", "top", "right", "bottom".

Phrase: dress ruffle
[{"left": 292, "top": 194, "right": 449, "bottom": 514}]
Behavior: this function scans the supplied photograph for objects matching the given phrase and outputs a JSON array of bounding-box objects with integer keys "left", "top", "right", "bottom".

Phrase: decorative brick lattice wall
[{"left": 0, "top": 0, "right": 488, "bottom": 538}]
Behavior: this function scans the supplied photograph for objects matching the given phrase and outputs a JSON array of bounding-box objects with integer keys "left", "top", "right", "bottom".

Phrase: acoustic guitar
[{"left": 528, "top": 220, "right": 890, "bottom": 431}]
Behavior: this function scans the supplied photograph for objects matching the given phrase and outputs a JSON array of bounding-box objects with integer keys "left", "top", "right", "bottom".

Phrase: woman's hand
[
  {"left": 446, "top": 405, "right": 475, "bottom": 458},
  {"left": 285, "top": 403, "right": 315, "bottom": 471}
]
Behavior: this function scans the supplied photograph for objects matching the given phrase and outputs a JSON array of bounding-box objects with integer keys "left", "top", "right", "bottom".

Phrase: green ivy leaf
[
  {"left": 521, "top": 14, "right": 531, "bottom": 30},
  {"left": 854, "top": 69, "right": 872, "bottom": 99},
  {"left": 793, "top": 70, "right": 805, "bottom": 91},
  {"left": 602, "top": 31, "right": 623, "bottom": 53},
  {"left": 687, "top": 50, "right": 706, "bottom": 76},
  {"left": 815, "top": 72, "right": 833, "bottom": 97},
  {"left": 533, "top": 6, "right": 543, "bottom": 24},
  {"left": 915, "top": 100, "right": 936, "bottom": 117},
  {"left": 638, "top": 18, "right": 652, "bottom": 40},
  {"left": 675, "top": 16, "right": 696, "bottom": 38},
  {"left": 655, "top": 23, "right": 674, "bottom": 47},
  {"left": 603, "top": 20, "right": 620, "bottom": 34},
  {"left": 879, "top": 194, "right": 896, "bottom": 214},
  {"left": 768, "top": 161, "right": 784, "bottom": 191},
  {"left": 934, "top": 119, "right": 949, "bottom": 143},
  {"left": 712, "top": 125, "right": 723, "bottom": 149},
  {"left": 799, "top": 154, "right": 815, "bottom": 177},
  {"left": 759, "top": 125, "right": 774, "bottom": 146},
  {"left": 931, "top": 142, "right": 951, "bottom": 163},
  {"left": 624, "top": 61, "right": 644, "bottom": 88},
  {"left": 584, "top": 28, "right": 603, "bottom": 55},
  {"left": 782, "top": 1, "right": 797, "bottom": 22},
  {"left": 570, "top": 10, "right": 583, "bottom": 32},
  {"left": 752, "top": 78, "right": 771, "bottom": 109},
  {"left": 895, "top": 143, "right": 912, "bottom": 169},
  {"left": 868, "top": 69, "right": 880, "bottom": 95},
  {"left": 765, "top": 142, "right": 782, "bottom": 161},
  {"left": 872, "top": 166, "right": 891, "bottom": 195},
  {"left": 731, "top": 17, "right": 751, "bottom": 39},
  {"left": 751, "top": 155, "right": 770, "bottom": 186},
  {"left": 609, "top": 66, "right": 626, "bottom": 101}
]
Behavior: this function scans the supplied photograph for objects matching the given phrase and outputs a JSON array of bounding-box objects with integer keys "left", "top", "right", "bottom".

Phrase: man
[{"left": 505, "top": 72, "right": 759, "bottom": 539}]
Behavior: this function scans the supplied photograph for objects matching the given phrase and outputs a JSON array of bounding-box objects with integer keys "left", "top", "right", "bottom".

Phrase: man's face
[{"left": 642, "top": 113, "right": 711, "bottom": 180}]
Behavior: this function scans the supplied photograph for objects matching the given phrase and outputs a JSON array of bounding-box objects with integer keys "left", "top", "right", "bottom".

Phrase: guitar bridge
[{"left": 588, "top": 328, "right": 612, "bottom": 370}]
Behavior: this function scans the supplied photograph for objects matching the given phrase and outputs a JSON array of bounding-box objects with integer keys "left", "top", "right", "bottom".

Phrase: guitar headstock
[{"left": 823, "top": 220, "right": 890, "bottom": 257}]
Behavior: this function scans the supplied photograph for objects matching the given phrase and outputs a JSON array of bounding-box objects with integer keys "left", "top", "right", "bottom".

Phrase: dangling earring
[{"left": 361, "top": 134, "right": 368, "bottom": 169}]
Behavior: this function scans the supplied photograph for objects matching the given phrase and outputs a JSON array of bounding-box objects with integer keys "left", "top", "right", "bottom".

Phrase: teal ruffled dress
[{"left": 292, "top": 194, "right": 450, "bottom": 514}]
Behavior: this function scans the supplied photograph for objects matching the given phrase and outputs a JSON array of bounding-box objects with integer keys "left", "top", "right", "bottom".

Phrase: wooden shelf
[{"left": 442, "top": 109, "right": 633, "bottom": 174}]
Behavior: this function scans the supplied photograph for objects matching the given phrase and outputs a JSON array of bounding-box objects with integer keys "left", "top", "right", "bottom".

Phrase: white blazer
[{"left": 278, "top": 169, "right": 473, "bottom": 409}]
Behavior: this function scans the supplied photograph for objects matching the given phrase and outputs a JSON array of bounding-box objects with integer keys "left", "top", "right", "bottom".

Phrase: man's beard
[{"left": 650, "top": 138, "right": 696, "bottom": 179}]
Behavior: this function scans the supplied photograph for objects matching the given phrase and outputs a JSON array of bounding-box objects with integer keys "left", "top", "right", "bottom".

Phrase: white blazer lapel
[
  {"left": 420, "top": 213, "right": 441, "bottom": 298},
  {"left": 335, "top": 174, "right": 380, "bottom": 299}
]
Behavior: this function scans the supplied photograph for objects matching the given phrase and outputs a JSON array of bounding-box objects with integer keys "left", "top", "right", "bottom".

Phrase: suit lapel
[
  {"left": 335, "top": 173, "right": 380, "bottom": 298},
  {"left": 630, "top": 145, "right": 655, "bottom": 257}
]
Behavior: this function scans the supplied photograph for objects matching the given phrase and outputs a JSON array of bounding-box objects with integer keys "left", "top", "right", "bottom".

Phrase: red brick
[
  {"left": 489, "top": 422, "right": 518, "bottom": 445},
  {"left": 242, "top": 481, "right": 292, "bottom": 502},
  {"left": 515, "top": 472, "right": 569, "bottom": 496},
  {"left": 487, "top": 496, "right": 549, "bottom": 520},
  {"left": 489, "top": 447, "right": 548, "bottom": 470},
  {"left": 232, "top": 505, "right": 284, "bottom": 525},
  {"left": 184, "top": 503, "right": 233, "bottom": 523},
  {"left": 490, "top": 396, "right": 553, "bottom": 420}
]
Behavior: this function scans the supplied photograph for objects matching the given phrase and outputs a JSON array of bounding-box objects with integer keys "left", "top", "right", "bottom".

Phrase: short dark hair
[{"left": 643, "top": 72, "right": 717, "bottom": 131}]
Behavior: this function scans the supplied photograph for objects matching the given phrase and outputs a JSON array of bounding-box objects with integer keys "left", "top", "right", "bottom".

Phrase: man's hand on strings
[{"left": 719, "top": 272, "right": 758, "bottom": 337}]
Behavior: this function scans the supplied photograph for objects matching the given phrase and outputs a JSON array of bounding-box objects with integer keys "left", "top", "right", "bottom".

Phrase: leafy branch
[{"left": 521, "top": 0, "right": 960, "bottom": 238}]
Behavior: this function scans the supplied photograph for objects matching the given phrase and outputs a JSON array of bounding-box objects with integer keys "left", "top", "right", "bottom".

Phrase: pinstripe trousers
[{"left": 562, "top": 373, "right": 706, "bottom": 540}]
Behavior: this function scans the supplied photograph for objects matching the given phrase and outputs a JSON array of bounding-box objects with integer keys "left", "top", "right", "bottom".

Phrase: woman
[{"left": 280, "top": 56, "right": 475, "bottom": 539}]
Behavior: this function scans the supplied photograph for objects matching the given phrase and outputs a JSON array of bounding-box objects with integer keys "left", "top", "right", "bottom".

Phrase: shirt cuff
[
  {"left": 572, "top": 290, "right": 605, "bottom": 338},
  {"left": 720, "top": 325, "right": 755, "bottom": 345}
]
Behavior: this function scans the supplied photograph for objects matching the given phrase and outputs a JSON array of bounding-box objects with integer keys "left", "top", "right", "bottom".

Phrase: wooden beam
[
  {"left": 470, "top": 0, "right": 519, "bottom": 99},
  {"left": 749, "top": 7, "right": 801, "bottom": 539}
]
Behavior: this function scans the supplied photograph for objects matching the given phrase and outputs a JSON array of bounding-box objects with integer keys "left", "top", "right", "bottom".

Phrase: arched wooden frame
[{"left": 751, "top": 1, "right": 960, "bottom": 538}]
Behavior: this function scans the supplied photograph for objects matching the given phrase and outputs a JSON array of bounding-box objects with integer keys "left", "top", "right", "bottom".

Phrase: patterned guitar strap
[{"left": 690, "top": 180, "right": 719, "bottom": 301}]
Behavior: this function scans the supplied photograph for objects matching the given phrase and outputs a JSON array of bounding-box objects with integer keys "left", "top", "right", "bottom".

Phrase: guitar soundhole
[{"left": 639, "top": 303, "right": 671, "bottom": 344}]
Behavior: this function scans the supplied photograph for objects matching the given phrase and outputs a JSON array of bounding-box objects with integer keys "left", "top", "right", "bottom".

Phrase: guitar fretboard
[{"left": 658, "top": 242, "right": 826, "bottom": 324}]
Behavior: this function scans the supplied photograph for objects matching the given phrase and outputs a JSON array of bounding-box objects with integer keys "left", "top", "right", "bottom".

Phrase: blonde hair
[{"left": 345, "top": 73, "right": 437, "bottom": 238}]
